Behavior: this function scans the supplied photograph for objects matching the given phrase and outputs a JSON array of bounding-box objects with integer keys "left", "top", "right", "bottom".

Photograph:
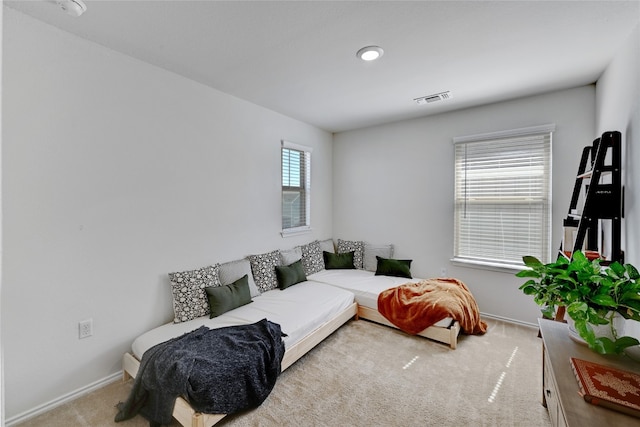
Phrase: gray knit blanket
[{"left": 115, "top": 319, "right": 286, "bottom": 427}]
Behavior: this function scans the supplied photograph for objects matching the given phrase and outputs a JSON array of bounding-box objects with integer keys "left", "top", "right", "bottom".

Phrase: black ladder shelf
[{"left": 561, "top": 131, "right": 623, "bottom": 263}]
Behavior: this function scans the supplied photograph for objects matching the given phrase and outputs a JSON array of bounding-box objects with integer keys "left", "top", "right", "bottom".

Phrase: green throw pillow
[
  {"left": 276, "top": 259, "right": 307, "bottom": 290},
  {"left": 205, "top": 274, "right": 252, "bottom": 317},
  {"left": 375, "top": 256, "right": 412, "bottom": 279},
  {"left": 324, "top": 251, "right": 355, "bottom": 269}
]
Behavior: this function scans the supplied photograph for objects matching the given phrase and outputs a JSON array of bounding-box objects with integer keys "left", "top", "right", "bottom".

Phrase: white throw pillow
[
  {"left": 363, "top": 243, "right": 395, "bottom": 272},
  {"left": 219, "top": 258, "right": 260, "bottom": 297},
  {"left": 279, "top": 247, "right": 303, "bottom": 265}
]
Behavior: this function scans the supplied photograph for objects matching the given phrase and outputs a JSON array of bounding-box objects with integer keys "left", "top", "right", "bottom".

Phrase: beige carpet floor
[{"left": 15, "top": 318, "right": 551, "bottom": 427}]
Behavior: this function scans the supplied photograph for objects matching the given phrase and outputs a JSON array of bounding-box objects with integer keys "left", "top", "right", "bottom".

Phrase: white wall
[
  {"left": 1, "top": 8, "right": 333, "bottom": 420},
  {"left": 595, "top": 25, "right": 640, "bottom": 265},
  {"left": 333, "top": 86, "right": 595, "bottom": 325},
  {"left": 3, "top": 5, "right": 633, "bottom": 423},
  {"left": 0, "top": 4, "right": 4, "bottom": 426}
]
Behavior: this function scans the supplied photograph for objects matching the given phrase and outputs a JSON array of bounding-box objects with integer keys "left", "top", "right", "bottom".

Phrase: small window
[
  {"left": 453, "top": 125, "right": 554, "bottom": 269},
  {"left": 281, "top": 140, "right": 311, "bottom": 235}
]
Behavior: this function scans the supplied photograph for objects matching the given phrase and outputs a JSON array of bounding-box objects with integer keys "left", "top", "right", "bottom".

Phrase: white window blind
[
  {"left": 281, "top": 140, "right": 311, "bottom": 234},
  {"left": 453, "top": 125, "right": 553, "bottom": 267}
]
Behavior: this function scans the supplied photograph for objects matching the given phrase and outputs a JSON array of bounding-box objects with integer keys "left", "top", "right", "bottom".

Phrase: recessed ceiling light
[{"left": 356, "top": 46, "right": 384, "bottom": 61}]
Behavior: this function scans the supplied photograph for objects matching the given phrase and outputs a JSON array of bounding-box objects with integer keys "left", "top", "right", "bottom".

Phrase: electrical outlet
[{"left": 79, "top": 319, "right": 93, "bottom": 339}]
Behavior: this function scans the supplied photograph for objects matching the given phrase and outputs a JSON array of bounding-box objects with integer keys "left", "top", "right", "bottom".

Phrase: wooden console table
[{"left": 539, "top": 318, "right": 640, "bottom": 426}]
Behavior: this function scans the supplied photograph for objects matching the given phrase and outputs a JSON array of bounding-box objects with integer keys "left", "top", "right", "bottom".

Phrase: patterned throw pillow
[
  {"left": 169, "top": 264, "right": 221, "bottom": 323},
  {"left": 248, "top": 250, "right": 282, "bottom": 293},
  {"left": 337, "top": 239, "right": 365, "bottom": 269},
  {"left": 300, "top": 240, "right": 324, "bottom": 275}
]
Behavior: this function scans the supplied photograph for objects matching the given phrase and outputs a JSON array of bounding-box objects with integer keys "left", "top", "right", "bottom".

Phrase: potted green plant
[
  {"left": 517, "top": 250, "right": 640, "bottom": 355},
  {"left": 516, "top": 255, "right": 572, "bottom": 321}
]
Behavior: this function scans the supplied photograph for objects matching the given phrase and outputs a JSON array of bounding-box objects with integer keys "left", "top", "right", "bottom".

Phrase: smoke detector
[
  {"left": 56, "top": 0, "right": 87, "bottom": 17},
  {"left": 414, "top": 91, "right": 452, "bottom": 105}
]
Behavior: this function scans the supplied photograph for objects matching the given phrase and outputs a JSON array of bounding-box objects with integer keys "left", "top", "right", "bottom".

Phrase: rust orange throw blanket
[{"left": 377, "top": 278, "right": 487, "bottom": 335}]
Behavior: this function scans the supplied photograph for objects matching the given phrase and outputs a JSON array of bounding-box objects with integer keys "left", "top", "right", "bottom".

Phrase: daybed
[
  {"left": 122, "top": 280, "right": 356, "bottom": 427},
  {"left": 308, "top": 268, "right": 461, "bottom": 349},
  {"left": 308, "top": 239, "right": 468, "bottom": 349},
  {"left": 119, "top": 238, "right": 483, "bottom": 427}
]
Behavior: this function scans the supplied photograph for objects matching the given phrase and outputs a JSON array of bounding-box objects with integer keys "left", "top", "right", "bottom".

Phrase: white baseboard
[
  {"left": 480, "top": 312, "right": 538, "bottom": 328},
  {"left": 5, "top": 371, "right": 122, "bottom": 427}
]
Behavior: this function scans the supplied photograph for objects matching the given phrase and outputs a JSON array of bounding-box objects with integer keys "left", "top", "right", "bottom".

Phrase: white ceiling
[{"left": 6, "top": 0, "right": 640, "bottom": 133}]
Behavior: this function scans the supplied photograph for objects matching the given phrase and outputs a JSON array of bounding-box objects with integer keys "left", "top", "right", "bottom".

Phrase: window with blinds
[
  {"left": 453, "top": 125, "right": 554, "bottom": 268},
  {"left": 281, "top": 140, "right": 311, "bottom": 234}
]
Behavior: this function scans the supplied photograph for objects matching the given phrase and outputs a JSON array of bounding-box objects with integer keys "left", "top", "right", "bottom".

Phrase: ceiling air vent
[{"left": 414, "top": 91, "right": 452, "bottom": 105}]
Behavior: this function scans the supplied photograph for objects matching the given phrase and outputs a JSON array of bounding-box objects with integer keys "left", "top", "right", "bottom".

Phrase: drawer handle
[{"left": 546, "top": 389, "right": 551, "bottom": 397}]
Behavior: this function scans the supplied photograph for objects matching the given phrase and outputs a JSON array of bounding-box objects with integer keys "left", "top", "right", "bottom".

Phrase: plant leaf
[
  {"left": 609, "top": 261, "right": 626, "bottom": 276},
  {"left": 572, "top": 250, "right": 587, "bottom": 263},
  {"left": 615, "top": 336, "right": 640, "bottom": 351},
  {"left": 592, "top": 337, "right": 617, "bottom": 354},
  {"left": 515, "top": 269, "right": 540, "bottom": 278},
  {"left": 519, "top": 283, "right": 538, "bottom": 295},
  {"left": 522, "top": 256, "right": 543, "bottom": 268},
  {"left": 627, "top": 264, "right": 640, "bottom": 280},
  {"left": 590, "top": 294, "right": 617, "bottom": 308},
  {"left": 541, "top": 306, "right": 555, "bottom": 319}
]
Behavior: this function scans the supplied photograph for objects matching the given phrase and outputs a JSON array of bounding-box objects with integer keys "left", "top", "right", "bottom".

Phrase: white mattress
[
  {"left": 307, "top": 269, "right": 452, "bottom": 328},
  {"left": 132, "top": 281, "right": 355, "bottom": 359}
]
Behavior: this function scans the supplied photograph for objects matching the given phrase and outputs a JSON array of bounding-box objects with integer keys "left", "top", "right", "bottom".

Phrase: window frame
[
  {"left": 281, "top": 140, "right": 312, "bottom": 237},
  {"left": 451, "top": 124, "right": 555, "bottom": 271}
]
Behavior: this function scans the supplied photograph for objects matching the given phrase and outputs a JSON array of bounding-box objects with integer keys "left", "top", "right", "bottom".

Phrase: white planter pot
[
  {"left": 566, "top": 311, "right": 625, "bottom": 345},
  {"left": 623, "top": 318, "right": 640, "bottom": 362}
]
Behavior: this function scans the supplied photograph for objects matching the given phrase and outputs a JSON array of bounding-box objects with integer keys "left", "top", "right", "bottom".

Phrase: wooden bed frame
[
  {"left": 121, "top": 301, "right": 461, "bottom": 426},
  {"left": 357, "top": 306, "right": 461, "bottom": 349},
  {"left": 122, "top": 302, "right": 358, "bottom": 427}
]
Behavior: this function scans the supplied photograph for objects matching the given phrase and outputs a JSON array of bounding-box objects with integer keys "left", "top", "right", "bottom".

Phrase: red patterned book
[{"left": 570, "top": 357, "right": 640, "bottom": 418}]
